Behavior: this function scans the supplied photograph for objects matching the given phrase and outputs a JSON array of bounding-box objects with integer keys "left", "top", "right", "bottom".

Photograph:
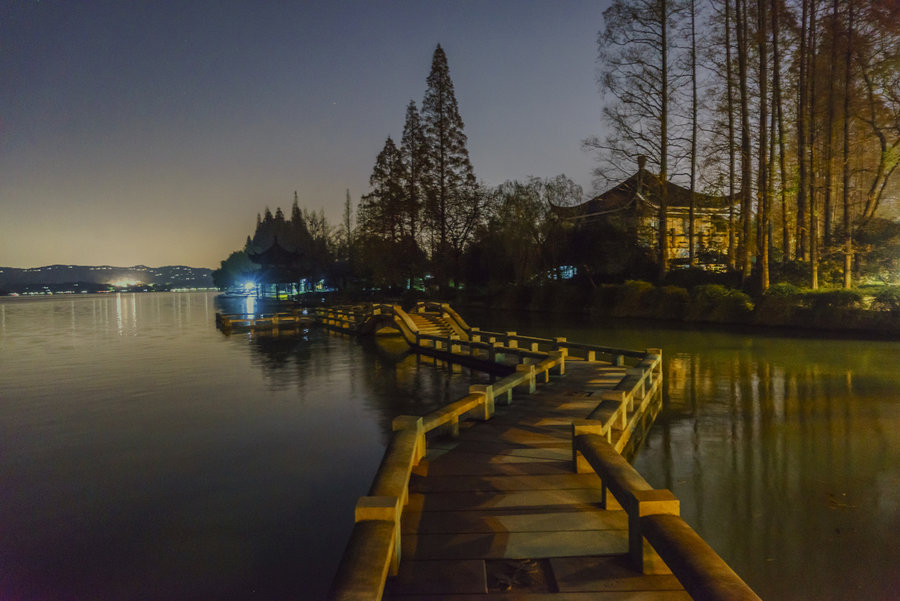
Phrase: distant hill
[{"left": 0, "top": 264, "right": 215, "bottom": 293}]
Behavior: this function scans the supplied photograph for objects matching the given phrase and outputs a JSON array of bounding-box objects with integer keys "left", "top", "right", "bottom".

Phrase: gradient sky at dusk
[{"left": 1, "top": 1, "right": 611, "bottom": 268}]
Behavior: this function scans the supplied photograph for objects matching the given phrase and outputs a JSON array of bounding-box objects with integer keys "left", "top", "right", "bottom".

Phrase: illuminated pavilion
[{"left": 246, "top": 237, "right": 304, "bottom": 300}]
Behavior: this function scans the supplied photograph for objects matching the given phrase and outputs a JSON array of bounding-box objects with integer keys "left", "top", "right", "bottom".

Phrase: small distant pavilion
[{"left": 246, "top": 237, "right": 303, "bottom": 300}]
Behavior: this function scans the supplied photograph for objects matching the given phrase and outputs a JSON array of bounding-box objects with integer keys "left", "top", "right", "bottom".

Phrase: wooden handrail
[
  {"left": 327, "top": 519, "right": 395, "bottom": 601},
  {"left": 328, "top": 321, "right": 651, "bottom": 600},
  {"left": 329, "top": 354, "right": 577, "bottom": 599},
  {"left": 316, "top": 306, "right": 745, "bottom": 600},
  {"left": 572, "top": 433, "right": 761, "bottom": 601},
  {"left": 642, "top": 514, "right": 762, "bottom": 601},
  {"left": 471, "top": 327, "right": 645, "bottom": 362}
]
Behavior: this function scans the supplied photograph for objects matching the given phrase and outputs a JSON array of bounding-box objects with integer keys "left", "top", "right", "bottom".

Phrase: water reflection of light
[
  {"left": 115, "top": 293, "right": 123, "bottom": 335},
  {"left": 243, "top": 295, "right": 256, "bottom": 315}
]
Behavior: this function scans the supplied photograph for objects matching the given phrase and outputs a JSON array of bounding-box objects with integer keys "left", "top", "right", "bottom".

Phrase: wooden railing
[
  {"left": 327, "top": 314, "right": 662, "bottom": 601},
  {"left": 467, "top": 327, "right": 647, "bottom": 365},
  {"left": 328, "top": 349, "right": 568, "bottom": 601},
  {"left": 215, "top": 310, "right": 312, "bottom": 331},
  {"left": 573, "top": 350, "right": 663, "bottom": 455},
  {"left": 316, "top": 304, "right": 652, "bottom": 375},
  {"left": 572, "top": 433, "right": 762, "bottom": 601}
]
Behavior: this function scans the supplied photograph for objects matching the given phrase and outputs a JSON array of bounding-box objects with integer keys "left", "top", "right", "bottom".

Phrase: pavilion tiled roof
[
  {"left": 554, "top": 168, "right": 735, "bottom": 221},
  {"left": 247, "top": 237, "right": 302, "bottom": 265}
]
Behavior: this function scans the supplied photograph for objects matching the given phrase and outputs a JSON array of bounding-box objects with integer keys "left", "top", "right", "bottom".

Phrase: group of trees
[
  {"left": 356, "top": 44, "right": 480, "bottom": 290},
  {"left": 213, "top": 172, "right": 591, "bottom": 294},
  {"left": 216, "top": 23, "right": 900, "bottom": 296},
  {"left": 211, "top": 194, "right": 335, "bottom": 290},
  {"left": 586, "top": 0, "right": 900, "bottom": 290}
]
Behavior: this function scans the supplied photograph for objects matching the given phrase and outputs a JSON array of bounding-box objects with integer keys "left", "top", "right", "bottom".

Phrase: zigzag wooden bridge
[{"left": 321, "top": 303, "right": 761, "bottom": 601}]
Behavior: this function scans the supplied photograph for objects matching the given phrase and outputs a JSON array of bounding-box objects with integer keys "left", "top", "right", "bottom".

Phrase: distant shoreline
[{"left": 0, "top": 263, "right": 214, "bottom": 294}]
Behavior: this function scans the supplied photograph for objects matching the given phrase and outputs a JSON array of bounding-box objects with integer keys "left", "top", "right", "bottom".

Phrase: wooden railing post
[
  {"left": 491, "top": 342, "right": 504, "bottom": 364},
  {"left": 600, "top": 390, "right": 628, "bottom": 430},
  {"left": 469, "top": 384, "right": 494, "bottom": 419},
  {"left": 629, "top": 490, "right": 680, "bottom": 574},
  {"left": 552, "top": 349, "right": 566, "bottom": 376},
  {"left": 626, "top": 368, "right": 646, "bottom": 402},
  {"left": 355, "top": 495, "right": 402, "bottom": 576},
  {"left": 554, "top": 337, "right": 567, "bottom": 356},
  {"left": 392, "top": 416, "right": 425, "bottom": 464},
  {"left": 571, "top": 420, "right": 610, "bottom": 473},
  {"left": 516, "top": 363, "right": 536, "bottom": 394}
]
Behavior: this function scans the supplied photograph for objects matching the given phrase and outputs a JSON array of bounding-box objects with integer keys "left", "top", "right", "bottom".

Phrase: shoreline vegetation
[
  {"left": 211, "top": 41, "right": 900, "bottom": 339},
  {"left": 456, "top": 281, "right": 900, "bottom": 337},
  {"left": 320, "top": 280, "right": 900, "bottom": 339}
]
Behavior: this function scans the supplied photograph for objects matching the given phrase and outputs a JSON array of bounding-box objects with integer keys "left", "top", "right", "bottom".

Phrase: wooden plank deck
[{"left": 383, "top": 361, "right": 688, "bottom": 600}]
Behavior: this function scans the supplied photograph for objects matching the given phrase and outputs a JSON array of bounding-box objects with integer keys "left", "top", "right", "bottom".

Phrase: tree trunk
[
  {"left": 689, "top": 0, "right": 698, "bottom": 267},
  {"left": 822, "top": 0, "right": 839, "bottom": 249},
  {"left": 809, "top": 0, "right": 819, "bottom": 289},
  {"left": 726, "top": 0, "right": 738, "bottom": 270},
  {"left": 736, "top": 0, "right": 753, "bottom": 282},
  {"left": 796, "top": 0, "right": 809, "bottom": 261},
  {"left": 757, "top": 0, "right": 769, "bottom": 291},
  {"left": 842, "top": 0, "right": 853, "bottom": 288},
  {"left": 771, "top": 0, "right": 789, "bottom": 261},
  {"left": 659, "top": 0, "right": 670, "bottom": 282}
]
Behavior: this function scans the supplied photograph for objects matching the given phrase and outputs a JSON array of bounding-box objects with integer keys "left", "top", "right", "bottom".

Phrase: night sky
[{"left": 1, "top": 1, "right": 609, "bottom": 268}]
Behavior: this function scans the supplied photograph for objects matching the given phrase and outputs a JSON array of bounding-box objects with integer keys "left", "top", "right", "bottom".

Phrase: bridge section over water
[{"left": 313, "top": 303, "right": 759, "bottom": 600}]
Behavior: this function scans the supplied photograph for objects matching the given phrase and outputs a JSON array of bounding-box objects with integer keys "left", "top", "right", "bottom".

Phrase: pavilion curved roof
[
  {"left": 247, "top": 237, "right": 302, "bottom": 266},
  {"left": 553, "top": 168, "right": 737, "bottom": 222}
]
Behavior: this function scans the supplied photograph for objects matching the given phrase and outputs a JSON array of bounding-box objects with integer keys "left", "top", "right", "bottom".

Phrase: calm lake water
[
  {"left": 2, "top": 293, "right": 899, "bottom": 600},
  {"left": 0, "top": 292, "right": 488, "bottom": 601}
]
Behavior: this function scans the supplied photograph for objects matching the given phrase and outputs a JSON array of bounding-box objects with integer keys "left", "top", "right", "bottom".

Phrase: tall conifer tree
[
  {"left": 359, "top": 136, "right": 406, "bottom": 242},
  {"left": 400, "top": 100, "right": 428, "bottom": 243},
  {"left": 421, "top": 44, "right": 477, "bottom": 286}
]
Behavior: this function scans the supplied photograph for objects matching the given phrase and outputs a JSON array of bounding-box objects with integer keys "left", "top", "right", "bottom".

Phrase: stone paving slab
[
  {"left": 409, "top": 473, "right": 603, "bottom": 493},
  {"left": 426, "top": 440, "right": 573, "bottom": 461},
  {"left": 385, "top": 559, "right": 487, "bottom": 595},
  {"left": 413, "top": 458, "right": 575, "bottom": 477},
  {"left": 402, "top": 508, "right": 628, "bottom": 535},
  {"left": 401, "top": 529, "right": 628, "bottom": 560},
  {"left": 406, "top": 488, "right": 606, "bottom": 512},
  {"left": 385, "top": 592, "right": 693, "bottom": 600},
  {"left": 551, "top": 556, "right": 684, "bottom": 592}
]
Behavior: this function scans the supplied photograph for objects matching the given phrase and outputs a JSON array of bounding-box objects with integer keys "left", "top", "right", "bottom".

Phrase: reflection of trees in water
[
  {"left": 248, "top": 330, "right": 312, "bottom": 374},
  {"left": 358, "top": 334, "right": 492, "bottom": 438},
  {"left": 233, "top": 327, "right": 491, "bottom": 440},
  {"left": 638, "top": 344, "right": 900, "bottom": 601}
]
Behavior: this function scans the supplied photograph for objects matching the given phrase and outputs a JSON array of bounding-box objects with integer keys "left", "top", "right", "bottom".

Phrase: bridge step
[{"left": 409, "top": 312, "right": 458, "bottom": 339}]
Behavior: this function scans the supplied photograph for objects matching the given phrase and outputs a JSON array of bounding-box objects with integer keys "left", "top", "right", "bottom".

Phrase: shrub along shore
[{"left": 449, "top": 280, "right": 900, "bottom": 337}]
